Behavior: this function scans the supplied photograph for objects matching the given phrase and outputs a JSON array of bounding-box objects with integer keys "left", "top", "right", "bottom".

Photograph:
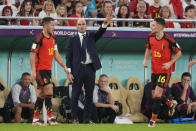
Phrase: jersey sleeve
[
  {"left": 31, "top": 34, "right": 43, "bottom": 53},
  {"left": 167, "top": 35, "right": 182, "bottom": 53},
  {"left": 145, "top": 36, "right": 151, "bottom": 49}
]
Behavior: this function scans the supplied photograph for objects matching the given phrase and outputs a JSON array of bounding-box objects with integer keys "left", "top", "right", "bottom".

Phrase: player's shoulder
[
  {"left": 35, "top": 33, "right": 44, "bottom": 43},
  {"left": 51, "top": 35, "right": 56, "bottom": 40},
  {"left": 164, "top": 33, "right": 175, "bottom": 43},
  {"left": 51, "top": 34, "right": 56, "bottom": 38},
  {"left": 148, "top": 33, "right": 155, "bottom": 38}
]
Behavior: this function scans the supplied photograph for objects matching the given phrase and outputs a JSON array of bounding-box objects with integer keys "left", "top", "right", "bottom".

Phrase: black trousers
[
  {"left": 71, "top": 64, "right": 95, "bottom": 121},
  {"left": 0, "top": 108, "right": 12, "bottom": 123},
  {"left": 94, "top": 107, "right": 117, "bottom": 123}
]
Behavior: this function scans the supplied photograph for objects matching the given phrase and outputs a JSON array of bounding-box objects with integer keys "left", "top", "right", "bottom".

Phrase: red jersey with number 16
[
  {"left": 31, "top": 33, "right": 57, "bottom": 70},
  {"left": 145, "top": 33, "right": 181, "bottom": 74}
]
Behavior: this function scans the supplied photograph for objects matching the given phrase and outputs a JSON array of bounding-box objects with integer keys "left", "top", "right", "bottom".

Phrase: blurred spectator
[
  {"left": 171, "top": 72, "right": 196, "bottom": 119},
  {"left": 117, "top": 4, "right": 131, "bottom": 27},
  {"left": 56, "top": 4, "right": 69, "bottom": 26},
  {"left": 180, "top": 5, "right": 196, "bottom": 28},
  {"left": 52, "top": 0, "right": 61, "bottom": 8},
  {"left": 68, "top": 1, "right": 84, "bottom": 26},
  {"left": 85, "top": 0, "right": 97, "bottom": 26},
  {"left": 56, "top": 0, "right": 74, "bottom": 17},
  {"left": 81, "top": 0, "right": 88, "bottom": 17},
  {"left": 132, "top": 1, "right": 150, "bottom": 28},
  {"left": 194, "top": 5, "right": 196, "bottom": 18},
  {"left": 17, "top": 0, "right": 38, "bottom": 26},
  {"left": 0, "top": 0, "right": 20, "bottom": 7},
  {"left": 32, "top": 0, "right": 45, "bottom": 16},
  {"left": 38, "top": 0, "right": 57, "bottom": 18},
  {"left": 0, "top": 5, "right": 16, "bottom": 25},
  {"left": 111, "top": 0, "right": 118, "bottom": 11},
  {"left": 148, "top": 0, "right": 161, "bottom": 18},
  {"left": 32, "top": 0, "right": 45, "bottom": 9},
  {"left": 93, "top": 74, "right": 119, "bottom": 123},
  {"left": 115, "top": 0, "right": 129, "bottom": 15},
  {"left": 96, "top": 0, "right": 104, "bottom": 14},
  {"left": 85, "top": 0, "right": 97, "bottom": 18},
  {"left": 129, "top": 0, "right": 150, "bottom": 18},
  {"left": 159, "top": 0, "right": 183, "bottom": 19},
  {"left": 97, "top": 0, "right": 116, "bottom": 27},
  {"left": 159, "top": 6, "right": 175, "bottom": 28},
  {"left": 182, "top": 0, "right": 196, "bottom": 16},
  {"left": 12, "top": 72, "right": 36, "bottom": 123}
]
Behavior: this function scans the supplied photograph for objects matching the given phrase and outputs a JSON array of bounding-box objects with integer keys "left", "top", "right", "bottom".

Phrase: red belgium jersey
[
  {"left": 145, "top": 33, "right": 181, "bottom": 74},
  {"left": 31, "top": 33, "right": 57, "bottom": 70},
  {"left": 148, "top": 5, "right": 161, "bottom": 18}
]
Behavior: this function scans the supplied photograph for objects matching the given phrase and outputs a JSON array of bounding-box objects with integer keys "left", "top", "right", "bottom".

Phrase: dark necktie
[{"left": 81, "top": 34, "right": 87, "bottom": 63}]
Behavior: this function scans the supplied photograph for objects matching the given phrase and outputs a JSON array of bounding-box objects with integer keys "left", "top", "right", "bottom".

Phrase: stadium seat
[
  {"left": 0, "top": 77, "right": 10, "bottom": 122},
  {"left": 51, "top": 76, "right": 59, "bottom": 86},
  {"left": 108, "top": 77, "right": 129, "bottom": 115},
  {"left": 126, "top": 77, "right": 148, "bottom": 122},
  {"left": 64, "top": 79, "right": 71, "bottom": 87},
  {"left": 168, "top": 77, "right": 181, "bottom": 88}
]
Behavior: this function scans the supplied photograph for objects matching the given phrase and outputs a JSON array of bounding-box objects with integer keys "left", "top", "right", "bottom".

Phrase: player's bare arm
[
  {"left": 30, "top": 52, "right": 36, "bottom": 81},
  {"left": 188, "top": 59, "right": 196, "bottom": 69},
  {"left": 143, "top": 48, "right": 152, "bottom": 68},
  {"left": 162, "top": 50, "right": 182, "bottom": 70},
  {"left": 54, "top": 50, "right": 74, "bottom": 82}
]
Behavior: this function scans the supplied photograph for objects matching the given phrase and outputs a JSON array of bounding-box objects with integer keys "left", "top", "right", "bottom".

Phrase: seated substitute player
[
  {"left": 143, "top": 17, "right": 182, "bottom": 127},
  {"left": 30, "top": 17, "right": 71, "bottom": 125}
]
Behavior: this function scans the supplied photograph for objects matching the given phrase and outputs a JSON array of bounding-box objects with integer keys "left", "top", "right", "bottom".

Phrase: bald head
[{"left": 76, "top": 19, "right": 87, "bottom": 33}]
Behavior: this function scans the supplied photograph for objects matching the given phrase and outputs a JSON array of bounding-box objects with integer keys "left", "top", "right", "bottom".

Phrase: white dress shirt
[
  {"left": 67, "top": 24, "right": 107, "bottom": 73},
  {"left": 78, "top": 32, "right": 93, "bottom": 64}
]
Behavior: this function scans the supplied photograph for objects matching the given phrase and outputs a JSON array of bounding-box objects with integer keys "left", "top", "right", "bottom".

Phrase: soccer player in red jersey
[
  {"left": 143, "top": 17, "right": 182, "bottom": 127},
  {"left": 30, "top": 17, "right": 72, "bottom": 125}
]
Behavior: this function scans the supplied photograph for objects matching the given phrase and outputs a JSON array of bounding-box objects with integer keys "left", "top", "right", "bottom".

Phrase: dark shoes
[
  {"left": 83, "top": 120, "right": 95, "bottom": 124},
  {"left": 72, "top": 119, "right": 79, "bottom": 124},
  {"left": 72, "top": 119, "right": 95, "bottom": 124}
]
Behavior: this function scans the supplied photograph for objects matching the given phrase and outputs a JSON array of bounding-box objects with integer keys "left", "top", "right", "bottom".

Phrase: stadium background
[{"left": 0, "top": 26, "right": 196, "bottom": 93}]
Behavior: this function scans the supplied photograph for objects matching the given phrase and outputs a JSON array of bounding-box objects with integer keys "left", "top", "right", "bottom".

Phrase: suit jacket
[{"left": 66, "top": 27, "right": 107, "bottom": 76}]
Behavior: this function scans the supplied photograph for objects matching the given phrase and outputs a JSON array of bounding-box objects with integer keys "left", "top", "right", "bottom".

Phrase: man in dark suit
[{"left": 66, "top": 15, "right": 112, "bottom": 123}]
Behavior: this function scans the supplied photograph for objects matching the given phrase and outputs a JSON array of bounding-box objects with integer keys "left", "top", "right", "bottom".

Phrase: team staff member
[
  {"left": 143, "top": 17, "right": 182, "bottom": 127},
  {"left": 66, "top": 15, "right": 112, "bottom": 123},
  {"left": 30, "top": 17, "right": 70, "bottom": 125}
]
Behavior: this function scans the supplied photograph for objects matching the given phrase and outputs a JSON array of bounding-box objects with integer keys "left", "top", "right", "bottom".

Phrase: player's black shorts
[
  {"left": 151, "top": 73, "right": 171, "bottom": 90},
  {"left": 36, "top": 70, "right": 52, "bottom": 89}
]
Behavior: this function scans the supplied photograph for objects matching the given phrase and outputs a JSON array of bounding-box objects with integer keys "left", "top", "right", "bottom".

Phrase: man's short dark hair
[
  {"left": 103, "top": 0, "right": 112, "bottom": 7},
  {"left": 21, "top": 72, "right": 30, "bottom": 79},
  {"left": 41, "top": 17, "right": 54, "bottom": 26},
  {"left": 185, "top": 4, "right": 195, "bottom": 13},
  {"left": 181, "top": 72, "right": 192, "bottom": 79},
  {"left": 99, "top": 74, "right": 108, "bottom": 79},
  {"left": 154, "top": 17, "right": 165, "bottom": 27}
]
